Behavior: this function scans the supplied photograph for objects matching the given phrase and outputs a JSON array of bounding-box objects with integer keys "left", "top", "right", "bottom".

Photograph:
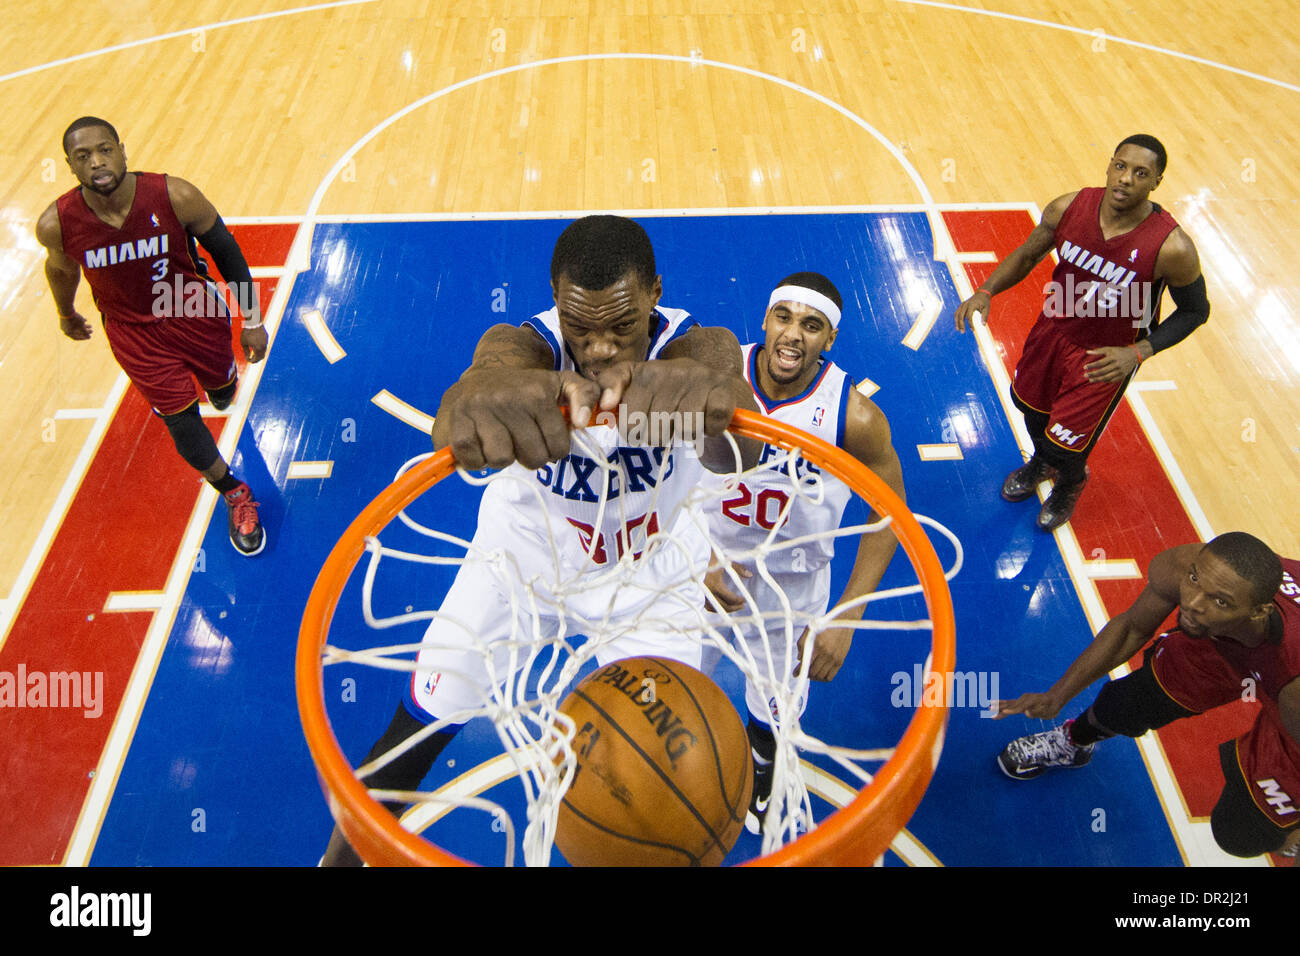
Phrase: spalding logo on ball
[{"left": 555, "top": 656, "right": 753, "bottom": 867}]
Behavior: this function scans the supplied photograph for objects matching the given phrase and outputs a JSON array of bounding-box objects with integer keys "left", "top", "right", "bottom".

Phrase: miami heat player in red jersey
[
  {"left": 36, "top": 117, "right": 268, "bottom": 555},
  {"left": 954, "top": 135, "right": 1210, "bottom": 531},
  {"left": 997, "top": 532, "right": 1300, "bottom": 861}
]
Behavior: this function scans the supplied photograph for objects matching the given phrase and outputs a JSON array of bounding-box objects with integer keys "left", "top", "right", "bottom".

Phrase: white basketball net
[{"left": 321, "top": 427, "right": 961, "bottom": 866}]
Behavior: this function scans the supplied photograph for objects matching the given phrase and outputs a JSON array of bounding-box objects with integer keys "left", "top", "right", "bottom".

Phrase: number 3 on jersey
[{"left": 721, "top": 482, "right": 791, "bottom": 530}]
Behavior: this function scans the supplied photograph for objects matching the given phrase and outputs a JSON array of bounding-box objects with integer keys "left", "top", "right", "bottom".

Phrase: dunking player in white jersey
[
  {"left": 703, "top": 272, "right": 907, "bottom": 833},
  {"left": 321, "top": 215, "right": 760, "bottom": 865}
]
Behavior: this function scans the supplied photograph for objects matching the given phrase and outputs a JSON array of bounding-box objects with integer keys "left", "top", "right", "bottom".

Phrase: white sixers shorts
[
  {"left": 701, "top": 563, "right": 831, "bottom": 723},
  {"left": 408, "top": 493, "right": 711, "bottom": 722}
]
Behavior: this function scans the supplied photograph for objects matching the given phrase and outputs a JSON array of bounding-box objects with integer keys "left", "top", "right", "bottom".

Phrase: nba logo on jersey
[
  {"left": 812, "top": 406, "right": 825, "bottom": 427},
  {"left": 150, "top": 214, "right": 160, "bottom": 227},
  {"left": 1129, "top": 248, "right": 1138, "bottom": 262},
  {"left": 424, "top": 672, "right": 442, "bottom": 695}
]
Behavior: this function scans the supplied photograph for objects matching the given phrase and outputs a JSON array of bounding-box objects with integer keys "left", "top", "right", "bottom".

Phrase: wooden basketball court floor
[{"left": 2, "top": 1, "right": 1298, "bottom": 873}]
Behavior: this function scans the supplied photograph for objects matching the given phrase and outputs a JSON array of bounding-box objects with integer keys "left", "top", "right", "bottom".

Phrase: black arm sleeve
[
  {"left": 194, "top": 217, "right": 258, "bottom": 316},
  {"left": 1145, "top": 275, "right": 1209, "bottom": 354}
]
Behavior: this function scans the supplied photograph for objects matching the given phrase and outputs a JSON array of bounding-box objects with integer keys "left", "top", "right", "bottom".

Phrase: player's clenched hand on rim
[
  {"left": 435, "top": 365, "right": 600, "bottom": 471},
  {"left": 590, "top": 357, "right": 739, "bottom": 441}
]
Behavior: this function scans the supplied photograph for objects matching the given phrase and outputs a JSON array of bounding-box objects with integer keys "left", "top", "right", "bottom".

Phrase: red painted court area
[{"left": 0, "top": 224, "right": 293, "bottom": 865}]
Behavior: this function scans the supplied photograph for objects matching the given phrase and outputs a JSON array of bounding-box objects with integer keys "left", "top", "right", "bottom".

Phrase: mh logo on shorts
[
  {"left": 1049, "top": 423, "right": 1085, "bottom": 447},
  {"left": 1255, "top": 779, "right": 1296, "bottom": 816}
]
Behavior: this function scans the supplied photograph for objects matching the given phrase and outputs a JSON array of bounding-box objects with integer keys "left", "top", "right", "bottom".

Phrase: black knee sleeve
[
  {"left": 360, "top": 703, "right": 458, "bottom": 799},
  {"left": 206, "top": 378, "right": 238, "bottom": 411},
  {"left": 1211, "top": 741, "right": 1289, "bottom": 857},
  {"left": 160, "top": 403, "right": 221, "bottom": 472},
  {"left": 1088, "top": 659, "right": 1197, "bottom": 739},
  {"left": 747, "top": 716, "right": 776, "bottom": 764}
]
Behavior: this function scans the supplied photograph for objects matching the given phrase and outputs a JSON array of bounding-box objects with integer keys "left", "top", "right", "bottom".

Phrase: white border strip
[
  {"left": 103, "top": 591, "right": 167, "bottom": 613},
  {"left": 286, "top": 461, "right": 334, "bottom": 480},
  {"left": 372, "top": 390, "right": 436, "bottom": 435}
]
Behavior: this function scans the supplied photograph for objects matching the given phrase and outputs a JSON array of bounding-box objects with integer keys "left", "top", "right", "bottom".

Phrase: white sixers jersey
[
  {"left": 708, "top": 343, "right": 854, "bottom": 574},
  {"left": 484, "top": 305, "right": 705, "bottom": 571}
]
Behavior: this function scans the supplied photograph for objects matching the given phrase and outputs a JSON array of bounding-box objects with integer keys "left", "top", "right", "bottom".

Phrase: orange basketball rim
[{"left": 297, "top": 407, "right": 956, "bottom": 866}]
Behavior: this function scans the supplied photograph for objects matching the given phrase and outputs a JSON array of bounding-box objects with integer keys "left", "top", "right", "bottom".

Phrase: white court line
[
  {"left": 225, "top": 202, "right": 1040, "bottom": 226},
  {"left": 103, "top": 591, "right": 168, "bottom": 613},
  {"left": 893, "top": 0, "right": 1300, "bottom": 94},
  {"left": 286, "top": 461, "right": 334, "bottom": 480},
  {"left": 0, "top": 375, "right": 129, "bottom": 651},
  {"left": 902, "top": 299, "right": 943, "bottom": 351},
  {"left": 918, "top": 443, "right": 963, "bottom": 461},
  {"left": 1125, "top": 387, "right": 1215, "bottom": 541},
  {"left": 941, "top": 203, "right": 1252, "bottom": 866},
  {"left": 372, "top": 390, "right": 436, "bottom": 435},
  {"left": 301, "top": 309, "right": 346, "bottom": 363},
  {"left": 1081, "top": 559, "right": 1142, "bottom": 580},
  {"left": 283, "top": 52, "right": 962, "bottom": 283},
  {"left": 0, "top": 0, "right": 378, "bottom": 84}
]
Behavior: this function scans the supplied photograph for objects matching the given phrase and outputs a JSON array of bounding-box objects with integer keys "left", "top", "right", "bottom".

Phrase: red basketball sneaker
[{"left": 224, "top": 482, "right": 265, "bottom": 556}]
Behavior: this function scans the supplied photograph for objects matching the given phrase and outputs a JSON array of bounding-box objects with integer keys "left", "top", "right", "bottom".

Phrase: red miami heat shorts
[
  {"left": 1012, "top": 319, "right": 1130, "bottom": 453},
  {"left": 103, "top": 312, "right": 238, "bottom": 416},
  {"left": 1148, "top": 632, "right": 1300, "bottom": 828},
  {"left": 1230, "top": 713, "right": 1300, "bottom": 828}
]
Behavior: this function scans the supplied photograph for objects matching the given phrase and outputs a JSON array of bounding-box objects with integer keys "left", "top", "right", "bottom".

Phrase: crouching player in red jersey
[
  {"left": 997, "top": 532, "right": 1300, "bottom": 860},
  {"left": 36, "top": 117, "right": 267, "bottom": 555}
]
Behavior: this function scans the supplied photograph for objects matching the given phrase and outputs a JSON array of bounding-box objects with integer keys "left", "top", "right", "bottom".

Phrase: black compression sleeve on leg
[
  {"left": 1087, "top": 659, "right": 1197, "bottom": 739},
  {"left": 160, "top": 403, "right": 222, "bottom": 472},
  {"left": 194, "top": 217, "right": 258, "bottom": 316},
  {"left": 359, "top": 703, "right": 459, "bottom": 796},
  {"left": 747, "top": 716, "right": 776, "bottom": 764}
]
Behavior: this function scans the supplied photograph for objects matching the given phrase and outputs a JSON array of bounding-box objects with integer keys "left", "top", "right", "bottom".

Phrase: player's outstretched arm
[
  {"left": 35, "top": 204, "right": 92, "bottom": 341},
  {"left": 167, "top": 177, "right": 267, "bottom": 362},
  {"left": 954, "top": 192, "right": 1075, "bottom": 333},
  {"left": 431, "top": 323, "right": 599, "bottom": 471},
  {"left": 800, "top": 392, "right": 906, "bottom": 682},
  {"left": 996, "top": 543, "right": 1194, "bottom": 719}
]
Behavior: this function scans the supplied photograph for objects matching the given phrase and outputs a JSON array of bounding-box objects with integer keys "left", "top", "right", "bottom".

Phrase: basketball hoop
[{"left": 297, "top": 408, "right": 956, "bottom": 866}]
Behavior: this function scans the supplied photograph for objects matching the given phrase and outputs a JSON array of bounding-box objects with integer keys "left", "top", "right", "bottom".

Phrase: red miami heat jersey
[
  {"left": 1042, "top": 186, "right": 1179, "bottom": 348},
  {"left": 56, "top": 172, "right": 215, "bottom": 325},
  {"left": 1213, "top": 558, "right": 1300, "bottom": 720}
]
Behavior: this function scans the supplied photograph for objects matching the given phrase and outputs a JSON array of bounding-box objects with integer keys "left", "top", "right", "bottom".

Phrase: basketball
[{"left": 554, "top": 656, "right": 753, "bottom": 867}]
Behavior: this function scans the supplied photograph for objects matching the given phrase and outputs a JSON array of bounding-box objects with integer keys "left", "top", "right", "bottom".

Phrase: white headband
[{"left": 767, "top": 285, "right": 842, "bottom": 328}]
